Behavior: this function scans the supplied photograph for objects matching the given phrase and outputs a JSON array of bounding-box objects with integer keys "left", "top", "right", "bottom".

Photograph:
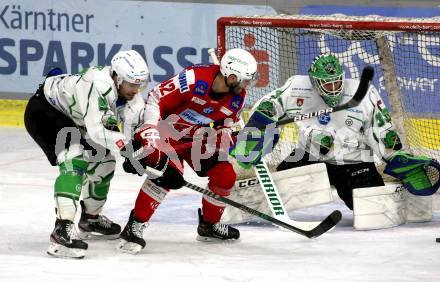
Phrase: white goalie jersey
[
  {"left": 43, "top": 66, "right": 146, "bottom": 152},
  {"left": 253, "top": 75, "right": 398, "bottom": 165}
]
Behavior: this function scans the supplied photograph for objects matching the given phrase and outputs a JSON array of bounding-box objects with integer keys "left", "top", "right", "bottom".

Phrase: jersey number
[{"left": 159, "top": 78, "right": 177, "bottom": 96}]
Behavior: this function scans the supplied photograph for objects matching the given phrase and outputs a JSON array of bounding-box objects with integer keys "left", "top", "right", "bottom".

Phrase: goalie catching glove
[
  {"left": 230, "top": 102, "right": 279, "bottom": 169},
  {"left": 383, "top": 151, "right": 440, "bottom": 196}
]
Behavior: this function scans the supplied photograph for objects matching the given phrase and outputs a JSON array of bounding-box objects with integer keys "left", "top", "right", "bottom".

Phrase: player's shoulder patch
[
  {"left": 193, "top": 80, "right": 209, "bottom": 96},
  {"left": 230, "top": 95, "right": 244, "bottom": 112}
]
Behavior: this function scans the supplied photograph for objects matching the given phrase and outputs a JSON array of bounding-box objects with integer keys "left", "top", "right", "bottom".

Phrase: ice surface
[{"left": 0, "top": 127, "right": 439, "bottom": 282}]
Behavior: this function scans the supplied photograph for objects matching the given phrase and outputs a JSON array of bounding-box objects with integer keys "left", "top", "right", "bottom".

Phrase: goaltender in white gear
[{"left": 223, "top": 54, "right": 432, "bottom": 230}]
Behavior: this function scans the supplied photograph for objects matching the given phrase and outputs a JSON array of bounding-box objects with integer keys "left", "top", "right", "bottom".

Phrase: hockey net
[{"left": 218, "top": 14, "right": 440, "bottom": 179}]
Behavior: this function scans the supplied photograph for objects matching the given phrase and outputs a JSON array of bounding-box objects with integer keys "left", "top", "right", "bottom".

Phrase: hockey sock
[
  {"left": 54, "top": 159, "right": 88, "bottom": 220},
  {"left": 201, "top": 162, "right": 235, "bottom": 223},
  {"left": 82, "top": 172, "right": 114, "bottom": 215},
  {"left": 201, "top": 195, "right": 226, "bottom": 223},
  {"left": 133, "top": 179, "right": 169, "bottom": 222}
]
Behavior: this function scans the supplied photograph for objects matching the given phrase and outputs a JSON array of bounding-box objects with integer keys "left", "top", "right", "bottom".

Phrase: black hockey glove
[
  {"left": 121, "top": 140, "right": 171, "bottom": 177},
  {"left": 150, "top": 163, "right": 185, "bottom": 190},
  {"left": 120, "top": 139, "right": 146, "bottom": 176}
]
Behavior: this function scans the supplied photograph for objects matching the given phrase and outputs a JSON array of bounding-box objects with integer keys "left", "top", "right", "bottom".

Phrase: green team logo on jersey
[
  {"left": 257, "top": 100, "right": 276, "bottom": 118},
  {"left": 98, "top": 97, "right": 109, "bottom": 111}
]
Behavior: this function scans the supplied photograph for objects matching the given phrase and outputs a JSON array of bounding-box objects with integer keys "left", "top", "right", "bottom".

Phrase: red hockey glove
[{"left": 134, "top": 124, "right": 164, "bottom": 168}]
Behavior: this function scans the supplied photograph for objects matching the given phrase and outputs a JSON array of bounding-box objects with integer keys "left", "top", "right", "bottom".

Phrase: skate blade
[
  {"left": 117, "top": 239, "right": 143, "bottom": 254},
  {"left": 79, "top": 231, "right": 120, "bottom": 240},
  {"left": 196, "top": 235, "right": 239, "bottom": 243},
  {"left": 47, "top": 242, "right": 85, "bottom": 259}
]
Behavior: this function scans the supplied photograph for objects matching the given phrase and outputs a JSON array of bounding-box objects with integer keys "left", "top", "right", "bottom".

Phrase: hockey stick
[{"left": 144, "top": 166, "right": 342, "bottom": 238}]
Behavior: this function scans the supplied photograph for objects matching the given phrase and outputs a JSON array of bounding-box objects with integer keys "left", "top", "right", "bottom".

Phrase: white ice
[{"left": 0, "top": 127, "right": 439, "bottom": 282}]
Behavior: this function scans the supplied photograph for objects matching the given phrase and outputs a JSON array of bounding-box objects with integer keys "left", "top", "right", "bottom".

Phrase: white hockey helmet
[
  {"left": 111, "top": 50, "right": 149, "bottom": 89},
  {"left": 220, "top": 48, "right": 257, "bottom": 88}
]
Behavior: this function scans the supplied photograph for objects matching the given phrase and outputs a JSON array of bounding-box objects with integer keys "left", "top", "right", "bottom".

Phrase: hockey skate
[
  {"left": 118, "top": 210, "right": 148, "bottom": 254},
  {"left": 196, "top": 208, "right": 240, "bottom": 242},
  {"left": 78, "top": 201, "right": 121, "bottom": 240},
  {"left": 47, "top": 218, "right": 88, "bottom": 259}
]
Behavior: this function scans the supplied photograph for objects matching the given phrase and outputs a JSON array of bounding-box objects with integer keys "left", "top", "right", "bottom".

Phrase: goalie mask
[
  {"left": 220, "top": 48, "right": 258, "bottom": 89},
  {"left": 111, "top": 50, "right": 150, "bottom": 90},
  {"left": 308, "top": 54, "right": 345, "bottom": 107}
]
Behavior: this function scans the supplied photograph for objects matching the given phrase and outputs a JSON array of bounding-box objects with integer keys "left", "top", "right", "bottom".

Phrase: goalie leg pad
[
  {"left": 353, "top": 183, "right": 433, "bottom": 229},
  {"left": 405, "top": 190, "right": 433, "bottom": 223},
  {"left": 353, "top": 183, "right": 406, "bottom": 230}
]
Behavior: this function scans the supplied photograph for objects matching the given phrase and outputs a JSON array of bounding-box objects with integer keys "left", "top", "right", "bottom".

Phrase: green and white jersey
[
  {"left": 253, "top": 75, "right": 398, "bottom": 164},
  {"left": 43, "top": 66, "right": 145, "bottom": 152}
]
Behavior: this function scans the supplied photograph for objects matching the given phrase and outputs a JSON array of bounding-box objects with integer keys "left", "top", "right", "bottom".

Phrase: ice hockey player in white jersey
[
  {"left": 24, "top": 50, "right": 149, "bottom": 259},
  {"left": 232, "top": 54, "right": 439, "bottom": 210}
]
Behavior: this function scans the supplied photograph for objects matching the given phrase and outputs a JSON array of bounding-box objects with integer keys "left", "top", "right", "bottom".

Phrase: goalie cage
[{"left": 217, "top": 14, "right": 440, "bottom": 178}]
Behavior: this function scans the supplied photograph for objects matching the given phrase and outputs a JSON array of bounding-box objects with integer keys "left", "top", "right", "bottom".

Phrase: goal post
[{"left": 217, "top": 14, "right": 440, "bottom": 174}]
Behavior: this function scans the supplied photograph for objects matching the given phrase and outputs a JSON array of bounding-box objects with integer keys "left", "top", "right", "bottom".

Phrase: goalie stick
[
  {"left": 236, "top": 117, "right": 323, "bottom": 230},
  {"left": 250, "top": 160, "right": 324, "bottom": 230},
  {"left": 144, "top": 166, "right": 342, "bottom": 238}
]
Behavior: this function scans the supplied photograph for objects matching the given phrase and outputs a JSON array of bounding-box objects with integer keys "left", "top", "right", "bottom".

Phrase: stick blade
[{"left": 305, "top": 210, "right": 342, "bottom": 238}]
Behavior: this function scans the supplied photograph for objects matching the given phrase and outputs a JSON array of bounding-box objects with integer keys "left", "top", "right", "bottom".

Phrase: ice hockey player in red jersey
[{"left": 119, "top": 48, "right": 258, "bottom": 254}]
